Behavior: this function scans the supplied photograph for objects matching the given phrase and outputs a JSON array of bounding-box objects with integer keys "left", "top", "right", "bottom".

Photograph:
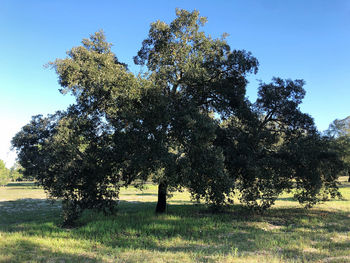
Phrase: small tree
[
  {"left": 325, "top": 117, "right": 350, "bottom": 182},
  {"left": 0, "top": 160, "right": 9, "bottom": 187},
  {"left": 9, "top": 162, "right": 23, "bottom": 182}
]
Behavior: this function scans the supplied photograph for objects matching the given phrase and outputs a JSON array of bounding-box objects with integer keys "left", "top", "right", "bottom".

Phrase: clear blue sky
[{"left": 1, "top": 0, "right": 349, "bottom": 167}]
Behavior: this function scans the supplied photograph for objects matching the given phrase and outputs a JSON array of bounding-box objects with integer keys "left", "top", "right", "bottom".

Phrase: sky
[{"left": 1, "top": 0, "right": 349, "bottom": 167}]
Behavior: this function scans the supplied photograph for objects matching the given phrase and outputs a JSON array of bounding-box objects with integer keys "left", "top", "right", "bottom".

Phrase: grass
[{"left": 0, "top": 179, "right": 349, "bottom": 262}]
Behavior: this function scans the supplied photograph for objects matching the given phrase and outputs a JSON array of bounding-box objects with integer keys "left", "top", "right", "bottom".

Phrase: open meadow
[
  {"left": 0, "top": 178, "right": 349, "bottom": 263},
  {"left": 2, "top": 2, "right": 350, "bottom": 263}
]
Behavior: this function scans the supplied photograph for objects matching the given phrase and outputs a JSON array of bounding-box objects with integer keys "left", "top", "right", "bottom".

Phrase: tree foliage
[
  {"left": 0, "top": 160, "right": 9, "bottom": 186},
  {"left": 325, "top": 116, "right": 350, "bottom": 182},
  {"left": 12, "top": 9, "right": 345, "bottom": 224},
  {"left": 12, "top": 108, "right": 120, "bottom": 225},
  {"left": 8, "top": 162, "right": 23, "bottom": 181},
  {"left": 215, "top": 78, "right": 343, "bottom": 210}
]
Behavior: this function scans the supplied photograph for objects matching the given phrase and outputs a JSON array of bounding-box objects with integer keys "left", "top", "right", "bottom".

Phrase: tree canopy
[{"left": 12, "top": 9, "right": 345, "bottom": 224}]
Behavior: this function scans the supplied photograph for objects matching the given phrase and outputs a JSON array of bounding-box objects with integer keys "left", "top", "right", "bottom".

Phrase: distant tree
[
  {"left": 9, "top": 162, "right": 23, "bottom": 181},
  {"left": 326, "top": 117, "right": 350, "bottom": 138},
  {"left": 0, "top": 160, "right": 9, "bottom": 187},
  {"left": 325, "top": 117, "right": 350, "bottom": 182}
]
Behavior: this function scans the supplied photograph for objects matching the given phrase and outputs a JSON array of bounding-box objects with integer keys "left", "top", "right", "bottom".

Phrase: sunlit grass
[
  {"left": 0, "top": 182, "right": 47, "bottom": 201},
  {"left": 0, "top": 178, "right": 349, "bottom": 262}
]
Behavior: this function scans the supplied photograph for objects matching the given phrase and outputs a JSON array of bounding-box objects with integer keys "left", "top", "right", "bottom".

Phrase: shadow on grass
[
  {"left": 4, "top": 182, "right": 41, "bottom": 191},
  {"left": 1, "top": 198, "right": 349, "bottom": 262},
  {"left": 277, "top": 196, "right": 346, "bottom": 202},
  {"left": 338, "top": 182, "right": 350, "bottom": 188},
  {"left": 75, "top": 202, "right": 350, "bottom": 261},
  {"left": 0, "top": 199, "right": 61, "bottom": 226},
  {"left": 0, "top": 239, "right": 98, "bottom": 263},
  {"left": 5, "top": 182, "right": 37, "bottom": 187}
]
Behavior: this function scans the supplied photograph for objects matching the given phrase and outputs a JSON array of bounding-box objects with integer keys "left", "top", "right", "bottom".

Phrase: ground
[{"left": 0, "top": 178, "right": 349, "bottom": 263}]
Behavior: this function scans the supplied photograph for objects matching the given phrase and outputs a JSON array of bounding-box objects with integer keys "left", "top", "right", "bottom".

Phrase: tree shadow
[
  {"left": 0, "top": 239, "right": 99, "bottom": 263},
  {"left": 0, "top": 198, "right": 61, "bottom": 226},
  {"left": 70, "top": 203, "right": 350, "bottom": 261},
  {"left": 338, "top": 182, "right": 350, "bottom": 188},
  {"left": 5, "top": 182, "right": 38, "bottom": 188},
  {"left": 1, "top": 198, "right": 349, "bottom": 262}
]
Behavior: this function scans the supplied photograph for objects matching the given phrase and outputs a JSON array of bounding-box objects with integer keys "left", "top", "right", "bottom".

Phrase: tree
[
  {"left": 326, "top": 117, "right": 350, "bottom": 138},
  {"left": 49, "top": 10, "right": 259, "bottom": 213},
  {"left": 325, "top": 117, "right": 350, "bottom": 182},
  {"left": 12, "top": 9, "right": 345, "bottom": 224},
  {"left": 0, "top": 160, "right": 9, "bottom": 187},
  {"left": 9, "top": 162, "right": 23, "bottom": 181}
]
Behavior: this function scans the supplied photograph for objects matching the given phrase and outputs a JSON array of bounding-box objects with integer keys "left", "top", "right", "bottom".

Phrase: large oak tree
[{"left": 12, "top": 9, "right": 345, "bottom": 224}]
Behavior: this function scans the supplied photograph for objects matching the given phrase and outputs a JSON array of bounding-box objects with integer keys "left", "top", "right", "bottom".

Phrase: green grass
[{"left": 0, "top": 179, "right": 349, "bottom": 262}]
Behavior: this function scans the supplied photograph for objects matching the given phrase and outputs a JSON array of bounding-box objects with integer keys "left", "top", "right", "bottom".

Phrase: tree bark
[{"left": 156, "top": 181, "right": 167, "bottom": 213}]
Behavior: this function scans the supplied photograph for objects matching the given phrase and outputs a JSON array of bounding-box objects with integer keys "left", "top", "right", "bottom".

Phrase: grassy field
[{"left": 0, "top": 178, "right": 349, "bottom": 263}]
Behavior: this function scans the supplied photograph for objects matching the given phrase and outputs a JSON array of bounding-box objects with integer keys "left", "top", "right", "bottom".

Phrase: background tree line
[
  {"left": 0, "top": 160, "right": 23, "bottom": 186},
  {"left": 11, "top": 9, "right": 347, "bottom": 226}
]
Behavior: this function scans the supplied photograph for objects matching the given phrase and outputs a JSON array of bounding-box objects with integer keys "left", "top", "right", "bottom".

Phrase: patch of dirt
[
  {"left": 218, "top": 230, "right": 250, "bottom": 238},
  {"left": 261, "top": 222, "right": 282, "bottom": 231},
  {"left": 303, "top": 247, "right": 319, "bottom": 253},
  {"left": 320, "top": 256, "right": 350, "bottom": 262},
  {"left": 330, "top": 234, "right": 349, "bottom": 242}
]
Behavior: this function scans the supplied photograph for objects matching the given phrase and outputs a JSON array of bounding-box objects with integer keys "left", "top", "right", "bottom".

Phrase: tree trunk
[
  {"left": 156, "top": 181, "right": 167, "bottom": 213},
  {"left": 348, "top": 170, "right": 350, "bottom": 182}
]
